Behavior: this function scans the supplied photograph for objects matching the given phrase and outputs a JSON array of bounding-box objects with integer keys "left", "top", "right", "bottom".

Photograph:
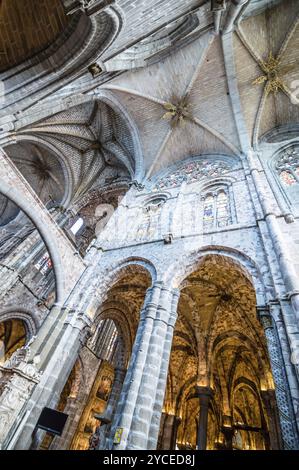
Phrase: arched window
[
  {"left": 136, "top": 197, "right": 166, "bottom": 240},
  {"left": 203, "top": 194, "right": 214, "bottom": 228},
  {"left": 216, "top": 190, "right": 230, "bottom": 227},
  {"left": 276, "top": 147, "right": 299, "bottom": 186},
  {"left": 202, "top": 187, "right": 232, "bottom": 230}
]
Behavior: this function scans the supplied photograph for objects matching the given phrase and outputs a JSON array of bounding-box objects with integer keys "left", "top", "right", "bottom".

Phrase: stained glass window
[
  {"left": 202, "top": 188, "right": 232, "bottom": 230},
  {"left": 154, "top": 159, "right": 233, "bottom": 190},
  {"left": 279, "top": 170, "right": 296, "bottom": 186},
  {"left": 203, "top": 195, "right": 214, "bottom": 228},
  {"left": 276, "top": 147, "right": 299, "bottom": 186},
  {"left": 34, "top": 251, "right": 52, "bottom": 276},
  {"left": 216, "top": 191, "right": 230, "bottom": 227}
]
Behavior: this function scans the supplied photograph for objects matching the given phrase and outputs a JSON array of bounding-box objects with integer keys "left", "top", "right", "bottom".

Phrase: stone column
[
  {"left": 261, "top": 390, "right": 282, "bottom": 450},
  {"left": 109, "top": 283, "right": 179, "bottom": 450},
  {"left": 247, "top": 150, "right": 299, "bottom": 325},
  {"left": 196, "top": 386, "right": 214, "bottom": 450},
  {"left": 258, "top": 307, "right": 299, "bottom": 449},
  {"left": 147, "top": 288, "right": 179, "bottom": 449},
  {"left": 99, "top": 367, "right": 126, "bottom": 449},
  {"left": 221, "top": 415, "right": 234, "bottom": 450},
  {"left": 222, "top": 427, "right": 234, "bottom": 450},
  {"left": 158, "top": 413, "right": 181, "bottom": 450}
]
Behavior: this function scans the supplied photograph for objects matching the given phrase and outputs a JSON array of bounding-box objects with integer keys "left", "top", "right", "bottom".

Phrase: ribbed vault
[
  {"left": 234, "top": 0, "right": 299, "bottom": 145},
  {"left": 5, "top": 100, "right": 138, "bottom": 209}
]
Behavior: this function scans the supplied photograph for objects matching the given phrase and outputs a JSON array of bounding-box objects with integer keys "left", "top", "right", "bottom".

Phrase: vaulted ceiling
[
  {"left": 234, "top": 0, "right": 299, "bottom": 144},
  {"left": 104, "top": 32, "right": 241, "bottom": 178},
  {"left": 1, "top": 0, "right": 298, "bottom": 224},
  {"left": 4, "top": 101, "right": 136, "bottom": 209}
]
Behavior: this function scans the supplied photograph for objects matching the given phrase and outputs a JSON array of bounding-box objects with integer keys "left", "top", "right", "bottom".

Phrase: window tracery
[
  {"left": 154, "top": 159, "right": 233, "bottom": 190},
  {"left": 202, "top": 187, "right": 232, "bottom": 230},
  {"left": 34, "top": 251, "right": 52, "bottom": 276},
  {"left": 276, "top": 147, "right": 299, "bottom": 186}
]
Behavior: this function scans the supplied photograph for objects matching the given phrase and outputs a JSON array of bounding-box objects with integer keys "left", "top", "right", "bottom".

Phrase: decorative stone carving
[
  {"left": 0, "top": 343, "right": 42, "bottom": 448},
  {"left": 253, "top": 52, "right": 289, "bottom": 96},
  {"left": 284, "top": 213, "right": 295, "bottom": 223},
  {"left": 88, "top": 63, "right": 103, "bottom": 77},
  {"left": 63, "top": 0, "right": 115, "bottom": 16},
  {"left": 162, "top": 96, "right": 191, "bottom": 128},
  {"left": 163, "top": 233, "right": 173, "bottom": 245}
]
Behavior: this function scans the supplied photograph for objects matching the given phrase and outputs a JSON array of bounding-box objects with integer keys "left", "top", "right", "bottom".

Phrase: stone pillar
[
  {"left": 247, "top": 150, "right": 299, "bottom": 325},
  {"left": 268, "top": 301, "right": 299, "bottom": 435},
  {"left": 109, "top": 282, "right": 179, "bottom": 450},
  {"left": 147, "top": 288, "right": 179, "bottom": 449},
  {"left": 196, "top": 386, "right": 214, "bottom": 450},
  {"left": 158, "top": 413, "right": 181, "bottom": 450},
  {"left": 49, "top": 396, "right": 78, "bottom": 450},
  {"left": 99, "top": 367, "right": 126, "bottom": 449},
  {"left": 261, "top": 390, "right": 282, "bottom": 450},
  {"left": 222, "top": 427, "right": 234, "bottom": 450},
  {"left": 221, "top": 415, "right": 234, "bottom": 450},
  {"left": 258, "top": 307, "right": 299, "bottom": 449}
]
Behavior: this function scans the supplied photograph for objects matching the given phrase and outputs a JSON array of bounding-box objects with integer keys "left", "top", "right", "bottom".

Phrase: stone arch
[
  {"left": 268, "top": 142, "right": 299, "bottom": 210},
  {"left": 103, "top": 257, "right": 157, "bottom": 295},
  {"left": 231, "top": 379, "right": 267, "bottom": 429},
  {"left": 0, "top": 179, "right": 63, "bottom": 302},
  {"left": 0, "top": 307, "right": 39, "bottom": 340},
  {"left": 160, "top": 247, "right": 279, "bottom": 450},
  {"left": 95, "top": 90, "right": 144, "bottom": 182},
  {"left": 167, "top": 245, "right": 268, "bottom": 305},
  {"left": 174, "top": 375, "right": 198, "bottom": 417},
  {"left": 199, "top": 176, "right": 236, "bottom": 192},
  {"left": 260, "top": 124, "right": 299, "bottom": 144},
  {"left": 89, "top": 257, "right": 156, "bottom": 323},
  {"left": 94, "top": 300, "right": 134, "bottom": 369}
]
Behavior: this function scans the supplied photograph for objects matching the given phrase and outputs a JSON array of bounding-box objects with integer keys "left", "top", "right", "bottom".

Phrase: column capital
[
  {"left": 260, "top": 388, "right": 276, "bottom": 405},
  {"left": 256, "top": 305, "right": 273, "bottom": 329},
  {"left": 222, "top": 414, "right": 233, "bottom": 428},
  {"left": 195, "top": 386, "right": 214, "bottom": 403}
]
